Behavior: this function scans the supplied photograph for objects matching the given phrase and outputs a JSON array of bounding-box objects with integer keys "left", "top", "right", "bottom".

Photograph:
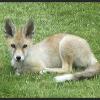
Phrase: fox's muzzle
[
  {"left": 16, "top": 56, "right": 21, "bottom": 62},
  {"left": 14, "top": 49, "right": 24, "bottom": 62}
]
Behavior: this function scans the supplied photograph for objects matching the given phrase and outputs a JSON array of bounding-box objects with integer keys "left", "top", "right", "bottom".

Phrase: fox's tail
[{"left": 54, "top": 62, "right": 100, "bottom": 82}]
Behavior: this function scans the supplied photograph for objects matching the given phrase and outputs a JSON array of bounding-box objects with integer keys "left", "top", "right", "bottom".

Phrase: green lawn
[{"left": 0, "top": 2, "right": 100, "bottom": 98}]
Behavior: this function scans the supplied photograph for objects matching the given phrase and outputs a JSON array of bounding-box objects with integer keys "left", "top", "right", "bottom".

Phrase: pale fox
[{"left": 4, "top": 18, "right": 100, "bottom": 82}]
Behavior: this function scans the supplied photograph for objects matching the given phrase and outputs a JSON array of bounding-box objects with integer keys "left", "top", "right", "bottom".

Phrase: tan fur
[{"left": 4, "top": 18, "right": 100, "bottom": 81}]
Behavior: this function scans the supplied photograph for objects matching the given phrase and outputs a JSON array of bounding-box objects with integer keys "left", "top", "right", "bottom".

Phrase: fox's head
[{"left": 4, "top": 18, "right": 34, "bottom": 62}]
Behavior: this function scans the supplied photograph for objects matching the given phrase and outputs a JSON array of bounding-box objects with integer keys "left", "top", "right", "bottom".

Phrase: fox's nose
[{"left": 16, "top": 56, "right": 21, "bottom": 61}]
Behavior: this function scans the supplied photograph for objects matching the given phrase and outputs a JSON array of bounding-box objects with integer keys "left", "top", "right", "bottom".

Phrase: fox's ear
[
  {"left": 4, "top": 18, "right": 15, "bottom": 38},
  {"left": 23, "top": 19, "right": 34, "bottom": 38}
]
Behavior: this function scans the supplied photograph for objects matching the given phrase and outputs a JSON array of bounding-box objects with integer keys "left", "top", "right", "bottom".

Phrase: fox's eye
[
  {"left": 11, "top": 44, "right": 16, "bottom": 48},
  {"left": 23, "top": 44, "right": 27, "bottom": 48}
]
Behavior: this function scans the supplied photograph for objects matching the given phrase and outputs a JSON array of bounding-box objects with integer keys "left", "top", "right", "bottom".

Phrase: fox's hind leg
[{"left": 41, "top": 39, "right": 74, "bottom": 74}]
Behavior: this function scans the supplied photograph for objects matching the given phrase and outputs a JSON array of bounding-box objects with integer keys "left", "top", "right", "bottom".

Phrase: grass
[{"left": 0, "top": 2, "right": 100, "bottom": 98}]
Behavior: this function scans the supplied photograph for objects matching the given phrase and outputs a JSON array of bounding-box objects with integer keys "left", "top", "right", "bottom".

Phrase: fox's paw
[
  {"left": 15, "top": 71, "right": 21, "bottom": 76},
  {"left": 39, "top": 69, "right": 48, "bottom": 74}
]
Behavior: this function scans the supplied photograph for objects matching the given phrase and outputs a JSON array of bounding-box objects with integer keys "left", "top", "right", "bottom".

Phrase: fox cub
[{"left": 4, "top": 18, "right": 100, "bottom": 82}]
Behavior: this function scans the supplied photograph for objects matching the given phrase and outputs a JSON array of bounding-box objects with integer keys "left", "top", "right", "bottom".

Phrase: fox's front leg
[
  {"left": 11, "top": 59, "right": 22, "bottom": 76},
  {"left": 15, "top": 65, "right": 23, "bottom": 76},
  {"left": 14, "top": 69, "right": 21, "bottom": 76}
]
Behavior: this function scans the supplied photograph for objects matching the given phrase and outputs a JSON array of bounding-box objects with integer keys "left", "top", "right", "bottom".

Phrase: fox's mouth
[
  {"left": 16, "top": 59, "right": 21, "bottom": 62},
  {"left": 15, "top": 59, "right": 24, "bottom": 63}
]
